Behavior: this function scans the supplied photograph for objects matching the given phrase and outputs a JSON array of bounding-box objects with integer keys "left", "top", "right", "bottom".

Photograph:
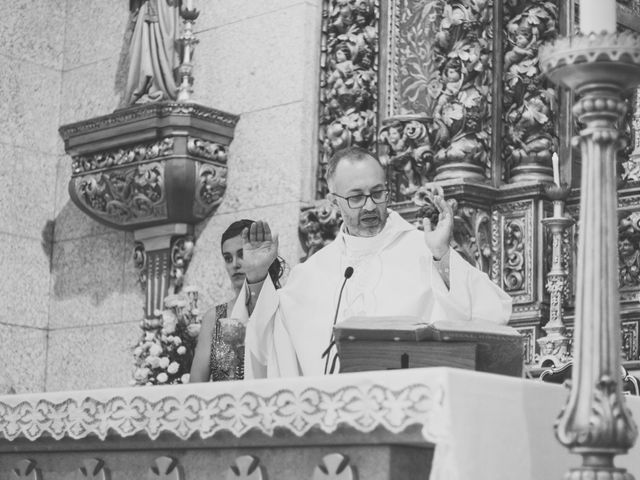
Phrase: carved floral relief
[
  {"left": 318, "top": 0, "right": 380, "bottom": 198},
  {"left": 502, "top": 0, "right": 558, "bottom": 182},
  {"left": 73, "top": 161, "right": 167, "bottom": 225}
]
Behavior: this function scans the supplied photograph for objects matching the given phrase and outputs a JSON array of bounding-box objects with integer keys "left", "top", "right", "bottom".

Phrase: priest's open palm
[
  {"left": 423, "top": 194, "right": 453, "bottom": 260},
  {"left": 242, "top": 220, "right": 279, "bottom": 283}
]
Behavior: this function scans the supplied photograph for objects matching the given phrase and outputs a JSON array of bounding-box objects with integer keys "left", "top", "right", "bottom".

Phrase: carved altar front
[{"left": 2, "top": 368, "right": 639, "bottom": 479}]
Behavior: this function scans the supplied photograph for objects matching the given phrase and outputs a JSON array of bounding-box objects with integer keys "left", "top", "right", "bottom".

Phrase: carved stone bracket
[
  {"left": 148, "top": 456, "right": 183, "bottom": 480},
  {"left": 11, "top": 459, "right": 41, "bottom": 480},
  {"left": 226, "top": 455, "right": 265, "bottom": 480},
  {"left": 134, "top": 224, "right": 194, "bottom": 320},
  {"left": 77, "top": 458, "right": 109, "bottom": 480},
  {"left": 312, "top": 453, "right": 356, "bottom": 480}
]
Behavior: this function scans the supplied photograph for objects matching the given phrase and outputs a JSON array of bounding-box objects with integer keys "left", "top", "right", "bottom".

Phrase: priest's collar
[{"left": 338, "top": 210, "right": 414, "bottom": 256}]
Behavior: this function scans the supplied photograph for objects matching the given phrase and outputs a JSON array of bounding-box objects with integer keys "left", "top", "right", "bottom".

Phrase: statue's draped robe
[
  {"left": 125, "top": 0, "right": 180, "bottom": 104},
  {"left": 233, "top": 211, "right": 513, "bottom": 378}
]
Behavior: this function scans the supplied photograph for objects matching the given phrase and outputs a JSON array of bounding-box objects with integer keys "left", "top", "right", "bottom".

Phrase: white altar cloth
[{"left": 1, "top": 367, "right": 639, "bottom": 480}]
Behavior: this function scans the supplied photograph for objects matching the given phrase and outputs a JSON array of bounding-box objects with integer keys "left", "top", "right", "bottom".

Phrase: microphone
[{"left": 322, "top": 267, "right": 354, "bottom": 375}]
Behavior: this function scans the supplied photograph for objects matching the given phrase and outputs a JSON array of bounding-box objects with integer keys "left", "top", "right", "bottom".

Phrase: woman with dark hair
[{"left": 189, "top": 220, "right": 284, "bottom": 382}]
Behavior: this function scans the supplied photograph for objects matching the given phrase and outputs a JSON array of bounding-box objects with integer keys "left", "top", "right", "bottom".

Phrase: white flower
[
  {"left": 177, "top": 346, "right": 186, "bottom": 355},
  {"left": 145, "top": 332, "right": 155, "bottom": 342},
  {"left": 153, "top": 309, "right": 163, "bottom": 317},
  {"left": 146, "top": 356, "right": 160, "bottom": 368},
  {"left": 149, "top": 344, "right": 163, "bottom": 356},
  {"left": 157, "top": 372, "right": 168, "bottom": 383},
  {"left": 187, "top": 323, "right": 201, "bottom": 338},
  {"left": 162, "top": 310, "right": 177, "bottom": 334},
  {"left": 168, "top": 362, "right": 180, "bottom": 374},
  {"left": 173, "top": 336, "right": 182, "bottom": 346},
  {"left": 128, "top": 379, "right": 137, "bottom": 386},
  {"left": 181, "top": 373, "right": 190, "bottom": 383},
  {"left": 134, "top": 367, "right": 150, "bottom": 380},
  {"left": 159, "top": 357, "right": 170, "bottom": 369},
  {"left": 191, "top": 308, "right": 200, "bottom": 316},
  {"left": 183, "top": 285, "right": 198, "bottom": 293},
  {"left": 133, "top": 346, "right": 143, "bottom": 357}
]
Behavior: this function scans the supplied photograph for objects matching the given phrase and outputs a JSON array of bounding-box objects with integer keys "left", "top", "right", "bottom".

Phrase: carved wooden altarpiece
[{"left": 308, "top": 0, "right": 640, "bottom": 374}]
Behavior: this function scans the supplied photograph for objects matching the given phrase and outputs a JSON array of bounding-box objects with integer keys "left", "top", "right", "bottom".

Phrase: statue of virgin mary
[{"left": 124, "top": 0, "right": 181, "bottom": 104}]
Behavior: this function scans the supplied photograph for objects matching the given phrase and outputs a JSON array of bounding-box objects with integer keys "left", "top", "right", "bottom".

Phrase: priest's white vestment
[{"left": 233, "top": 211, "right": 513, "bottom": 379}]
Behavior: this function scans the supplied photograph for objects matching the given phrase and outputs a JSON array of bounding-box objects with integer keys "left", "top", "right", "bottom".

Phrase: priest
[{"left": 233, "top": 146, "right": 513, "bottom": 378}]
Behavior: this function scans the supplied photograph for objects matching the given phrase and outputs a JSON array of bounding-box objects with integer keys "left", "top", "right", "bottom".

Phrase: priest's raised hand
[
  {"left": 241, "top": 220, "right": 279, "bottom": 284},
  {"left": 422, "top": 193, "right": 453, "bottom": 261}
]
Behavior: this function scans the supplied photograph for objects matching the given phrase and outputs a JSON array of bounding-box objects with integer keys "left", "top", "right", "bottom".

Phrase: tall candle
[
  {"left": 579, "top": 0, "right": 616, "bottom": 35},
  {"left": 552, "top": 152, "right": 560, "bottom": 187},
  {"left": 184, "top": 0, "right": 193, "bottom": 9}
]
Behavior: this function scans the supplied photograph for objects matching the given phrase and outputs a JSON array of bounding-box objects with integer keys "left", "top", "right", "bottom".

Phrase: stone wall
[{"left": 0, "top": 0, "right": 321, "bottom": 392}]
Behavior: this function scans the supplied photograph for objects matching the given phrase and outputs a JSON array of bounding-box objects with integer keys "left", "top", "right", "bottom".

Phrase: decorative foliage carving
[
  {"left": 451, "top": 203, "right": 491, "bottom": 273},
  {"left": 170, "top": 235, "right": 195, "bottom": 290},
  {"left": 134, "top": 241, "right": 148, "bottom": 286},
  {"left": 620, "top": 91, "right": 640, "bottom": 185},
  {"left": 622, "top": 320, "right": 639, "bottom": 361},
  {"left": 0, "top": 382, "right": 439, "bottom": 442},
  {"left": 77, "top": 458, "right": 109, "bottom": 480},
  {"left": 148, "top": 456, "right": 183, "bottom": 480},
  {"left": 11, "top": 459, "right": 41, "bottom": 480},
  {"left": 72, "top": 138, "right": 174, "bottom": 174},
  {"left": 187, "top": 137, "right": 228, "bottom": 163},
  {"left": 379, "top": 115, "right": 433, "bottom": 201},
  {"left": 312, "top": 453, "right": 356, "bottom": 480},
  {"left": 299, "top": 200, "right": 342, "bottom": 261},
  {"left": 193, "top": 162, "right": 227, "bottom": 217},
  {"left": 73, "top": 161, "right": 166, "bottom": 225},
  {"left": 618, "top": 211, "right": 640, "bottom": 289},
  {"left": 502, "top": 1, "right": 558, "bottom": 182},
  {"left": 226, "top": 456, "right": 265, "bottom": 480},
  {"left": 317, "top": 0, "right": 380, "bottom": 197},
  {"left": 503, "top": 217, "right": 525, "bottom": 292}
]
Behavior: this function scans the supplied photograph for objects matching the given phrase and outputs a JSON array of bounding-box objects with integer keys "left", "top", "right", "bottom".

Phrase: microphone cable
[{"left": 321, "top": 266, "right": 354, "bottom": 375}]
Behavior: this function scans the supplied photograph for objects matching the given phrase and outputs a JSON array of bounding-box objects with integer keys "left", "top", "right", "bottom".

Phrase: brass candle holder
[
  {"left": 538, "top": 183, "right": 574, "bottom": 369},
  {"left": 540, "top": 31, "right": 640, "bottom": 480}
]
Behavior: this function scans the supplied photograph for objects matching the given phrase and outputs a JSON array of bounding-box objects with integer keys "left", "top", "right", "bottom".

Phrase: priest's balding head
[{"left": 326, "top": 146, "right": 390, "bottom": 238}]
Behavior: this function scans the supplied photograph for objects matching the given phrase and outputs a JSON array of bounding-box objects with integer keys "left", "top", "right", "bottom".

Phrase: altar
[{"left": 1, "top": 367, "right": 639, "bottom": 479}]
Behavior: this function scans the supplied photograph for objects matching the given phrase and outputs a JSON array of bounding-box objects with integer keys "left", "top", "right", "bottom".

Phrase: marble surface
[
  {"left": 0, "top": 0, "right": 65, "bottom": 69},
  {"left": 45, "top": 320, "right": 140, "bottom": 391},
  {"left": 192, "top": 4, "right": 313, "bottom": 114},
  {"left": 0, "top": 60, "right": 62, "bottom": 153},
  {"left": 48, "top": 232, "right": 127, "bottom": 329},
  {"left": 0, "top": 323, "right": 47, "bottom": 393},
  {"left": 1, "top": 234, "right": 51, "bottom": 329},
  {"left": 196, "top": 0, "right": 318, "bottom": 32},
  {"left": 62, "top": 0, "right": 129, "bottom": 71}
]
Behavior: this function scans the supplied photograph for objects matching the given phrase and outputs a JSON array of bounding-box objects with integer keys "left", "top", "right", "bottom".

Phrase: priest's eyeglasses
[{"left": 331, "top": 189, "right": 390, "bottom": 209}]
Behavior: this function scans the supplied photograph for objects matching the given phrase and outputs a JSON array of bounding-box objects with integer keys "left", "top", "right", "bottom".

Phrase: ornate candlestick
[
  {"left": 177, "top": 2, "right": 200, "bottom": 102},
  {"left": 539, "top": 32, "right": 640, "bottom": 479},
  {"left": 538, "top": 183, "right": 574, "bottom": 368}
]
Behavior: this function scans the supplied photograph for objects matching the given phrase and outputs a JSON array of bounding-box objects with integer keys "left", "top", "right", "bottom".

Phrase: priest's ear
[{"left": 327, "top": 192, "right": 339, "bottom": 208}]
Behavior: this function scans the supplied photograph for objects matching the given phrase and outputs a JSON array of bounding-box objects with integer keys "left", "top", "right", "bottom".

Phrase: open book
[{"left": 333, "top": 316, "right": 522, "bottom": 343}]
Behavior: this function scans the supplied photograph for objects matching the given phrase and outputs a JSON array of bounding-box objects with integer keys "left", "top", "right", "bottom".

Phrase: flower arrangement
[{"left": 131, "top": 286, "right": 202, "bottom": 386}]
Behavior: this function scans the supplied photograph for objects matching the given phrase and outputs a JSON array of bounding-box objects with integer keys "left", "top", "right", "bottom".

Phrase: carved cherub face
[
  {"left": 445, "top": 67, "right": 461, "bottom": 82},
  {"left": 619, "top": 238, "right": 637, "bottom": 258},
  {"left": 516, "top": 33, "right": 529, "bottom": 48}
]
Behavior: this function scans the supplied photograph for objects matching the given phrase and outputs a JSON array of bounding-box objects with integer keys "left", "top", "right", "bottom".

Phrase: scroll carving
[
  {"left": 451, "top": 203, "right": 491, "bottom": 274},
  {"left": 299, "top": 200, "right": 342, "bottom": 261},
  {"left": 225, "top": 455, "right": 265, "bottom": 480},
  {"left": 148, "top": 456, "right": 183, "bottom": 480},
  {"left": 72, "top": 161, "right": 166, "bottom": 224},
  {"left": 317, "top": 0, "right": 380, "bottom": 197},
  {"left": 170, "top": 235, "right": 195, "bottom": 290},
  {"left": 620, "top": 90, "right": 640, "bottom": 185},
  {"left": 312, "top": 453, "right": 356, "bottom": 480},
  {"left": 193, "top": 162, "right": 227, "bottom": 217},
  {"left": 517, "top": 326, "right": 536, "bottom": 366},
  {"left": 187, "top": 138, "right": 228, "bottom": 163},
  {"left": 77, "top": 458, "right": 109, "bottom": 480},
  {"left": 11, "top": 459, "right": 41, "bottom": 480},
  {"left": 134, "top": 241, "right": 148, "bottom": 286},
  {"left": 72, "top": 138, "right": 174, "bottom": 174},
  {"left": 502, "top": 1, "right": 558, "bottom": 182},
  {"left": 503, "top": 218, "right": 525, "bottom": 292}
]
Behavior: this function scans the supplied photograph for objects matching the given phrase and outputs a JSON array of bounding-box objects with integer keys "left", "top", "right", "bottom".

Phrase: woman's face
[{"left": 222, "top": 235, "right": 246, "bottom": 292}]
